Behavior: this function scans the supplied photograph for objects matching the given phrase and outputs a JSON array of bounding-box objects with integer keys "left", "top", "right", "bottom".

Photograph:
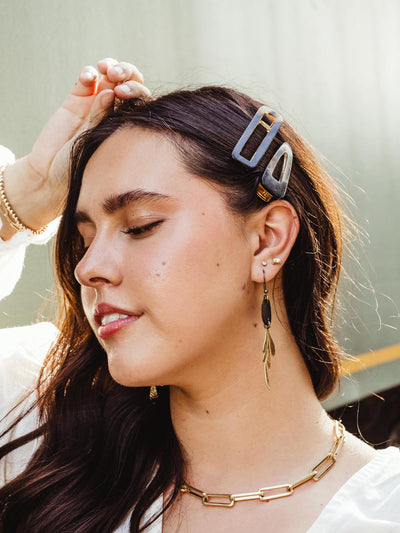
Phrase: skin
[
  {"left": 74, "top": 127, "right": 295, "bottom": 391},
  {"left": 2, "top": 60, "right": 376, "bottom": 532},
  {"left": 74, "top": 128, "right": 375, "bottom": 533}
]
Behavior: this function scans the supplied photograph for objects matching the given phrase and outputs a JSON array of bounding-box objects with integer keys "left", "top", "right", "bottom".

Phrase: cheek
[
  {"left": 134, "top": 220, "right": 250, "bottom": 329},
  {"left": 134, "top": 223, "right": 221, "bottom": 292}
]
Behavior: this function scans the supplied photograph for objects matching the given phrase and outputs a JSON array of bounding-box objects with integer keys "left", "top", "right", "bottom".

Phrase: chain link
[{"left": 181, "top": 421, "right": 345, "bottom": 507}]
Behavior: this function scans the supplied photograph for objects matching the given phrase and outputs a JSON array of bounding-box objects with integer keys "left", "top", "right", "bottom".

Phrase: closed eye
[
  {"left": 76, "top": 235, "right": 89, "bottom": 259},
  {"left": 122, "top": 220, "right": 164, "bottom": 237}
]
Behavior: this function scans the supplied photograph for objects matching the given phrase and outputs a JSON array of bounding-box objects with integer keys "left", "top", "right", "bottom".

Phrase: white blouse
[
  {"left": 1, "top": 146, "right": 399, "bottom": 532},
  {"left": 118, "top": 449, "right": 400, "bottom": 532},
  {"left": 308, "top": 446, "right": 400, "bottom": 532}
]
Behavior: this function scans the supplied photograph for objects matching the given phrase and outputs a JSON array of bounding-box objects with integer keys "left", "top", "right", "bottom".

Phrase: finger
[
  {"left": 97, "top": 74, "right": 117, "bottom": 92},
  {"left": 86, "top": 89, "right": 115, "bottom": 126},
  {"left": 114, "top": 81, "right": 151, "bottom": 100},
  {"left": 97, "top": 57, "right": 118, "bottom": 75},
  {"left": 97, "top": 58, "right": 119, "bottom": 92},
  {"left": 71, "top": 66, "right": 98, "bottom": 97},
  {"left": 106, "top": 61, "right": 144, "bottom": 84}
]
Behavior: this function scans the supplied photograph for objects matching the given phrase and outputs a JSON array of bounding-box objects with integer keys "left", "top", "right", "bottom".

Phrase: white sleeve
[
  {"left": 0, "top": 322, "right": 58, "bottom": 485},
  {"left": 0, "top": 145, "right": 59, "bottom": 301},
  {"left": 0, "top": 146, "right": 60, "bottom": 484}
]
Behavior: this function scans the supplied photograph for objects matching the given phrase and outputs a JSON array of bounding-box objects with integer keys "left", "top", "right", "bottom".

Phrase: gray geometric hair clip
[{"left": 232, "top": 106, "right": 293, "bottom": 202}]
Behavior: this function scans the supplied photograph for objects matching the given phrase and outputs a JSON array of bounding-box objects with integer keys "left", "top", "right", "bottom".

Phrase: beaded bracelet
[{"left": 0, "top": 163, "right": 48, "bottom": 235}]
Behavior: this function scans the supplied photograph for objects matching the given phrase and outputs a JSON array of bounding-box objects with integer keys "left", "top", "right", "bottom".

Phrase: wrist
[{"left": 2, "top": 157, "right": 59, "bottom": 231}]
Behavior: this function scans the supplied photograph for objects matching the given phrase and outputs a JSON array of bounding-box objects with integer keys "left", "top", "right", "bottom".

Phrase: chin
[
  {"left": 107, "top": 364, "right": 139, "bottom": 387},
  {"left": 106, "top": 355, "right": 154, "bottom": 388}
]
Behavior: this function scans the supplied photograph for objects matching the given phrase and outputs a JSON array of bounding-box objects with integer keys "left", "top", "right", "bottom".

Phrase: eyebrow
[{"left": 74, "top": 189, "right": 173, "bottom": 224}]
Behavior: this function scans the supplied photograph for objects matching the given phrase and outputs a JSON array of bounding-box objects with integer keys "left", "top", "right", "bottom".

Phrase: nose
[{"left": 74, "top": 238, "right": 122, "bottom": 288}]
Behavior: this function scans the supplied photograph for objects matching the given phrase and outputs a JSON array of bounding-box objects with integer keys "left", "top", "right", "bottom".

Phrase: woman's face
[{"left": 74, "top": 128, "right": 259, "bottom": 389}]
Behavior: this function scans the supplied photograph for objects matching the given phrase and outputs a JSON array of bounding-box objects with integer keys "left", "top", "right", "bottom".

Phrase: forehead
[
  {"left": 76, "top": 127, "right": 224, "bottom": 212},
  {"left": 79, "top": 128, "right": 178, "bottom": 195},
  {"left": 74, "top": 127, "right": 252, "bottom": 250}
]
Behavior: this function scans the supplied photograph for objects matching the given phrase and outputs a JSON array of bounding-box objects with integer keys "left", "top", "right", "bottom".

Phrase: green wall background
[{"left": 1, "top": 0, "right": 399, "bottom": 358}]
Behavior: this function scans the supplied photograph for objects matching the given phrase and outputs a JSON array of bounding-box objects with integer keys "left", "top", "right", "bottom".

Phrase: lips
[{"left": 94, "top": 303, "right": 142, "bottom": 339}]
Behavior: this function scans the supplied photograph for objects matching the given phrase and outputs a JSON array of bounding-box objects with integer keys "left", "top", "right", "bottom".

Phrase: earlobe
[{"left": 250, "top": 200, "right": 299, "bottom": 284}]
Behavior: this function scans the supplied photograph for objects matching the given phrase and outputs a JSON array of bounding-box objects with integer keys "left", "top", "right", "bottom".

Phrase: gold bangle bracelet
[{"left": 0, "top": 163, "right": 48, "bottom": 235}]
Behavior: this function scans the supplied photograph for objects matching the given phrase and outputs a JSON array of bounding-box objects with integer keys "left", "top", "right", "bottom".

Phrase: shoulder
[
  {"left": 309, "top": 446, "right": 400, "bottom": 531},
  {"left": 343, "top": 446, "right": 400, "bottom": 503}
]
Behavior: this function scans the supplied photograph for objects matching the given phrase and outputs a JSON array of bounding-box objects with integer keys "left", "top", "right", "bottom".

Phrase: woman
[{"left": 0, "top": 59, "right": 399, "bottom": 532}]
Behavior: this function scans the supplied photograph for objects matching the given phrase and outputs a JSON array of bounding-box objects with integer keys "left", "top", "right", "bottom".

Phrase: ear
[{"left": 247, "top": 200, "right": 299, "bottom": 284}]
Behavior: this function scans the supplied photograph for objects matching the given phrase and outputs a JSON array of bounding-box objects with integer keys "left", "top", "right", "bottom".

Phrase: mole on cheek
[
  {"left": 253, "top": 323, "right": 258, "bottom": 328},
  {"left": 216, "top": 263, "right": 220, "bottom": 267},
  {"left": 241, "top": 283, "right": 246, "bottom": 291},
  {"left": 162, "top": 261, "right": 166, "bottom": 266}
]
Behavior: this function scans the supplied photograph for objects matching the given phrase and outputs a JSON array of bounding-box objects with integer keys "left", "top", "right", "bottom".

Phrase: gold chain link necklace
[{"left": 180, "top": 420, "right": 345, "bottom": 508}]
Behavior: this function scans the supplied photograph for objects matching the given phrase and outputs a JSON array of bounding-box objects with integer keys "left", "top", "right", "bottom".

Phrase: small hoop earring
[{"left": 261, "top": 271, "right": 275, "bottom": 389}]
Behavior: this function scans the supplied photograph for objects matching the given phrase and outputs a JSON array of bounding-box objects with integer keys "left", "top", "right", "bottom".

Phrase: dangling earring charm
[
  {"left": 149, "top": 385, "right": 159, "bottom": 403},
  {"left": 261, "top": 271, "right": 275, "bottom": 389}
]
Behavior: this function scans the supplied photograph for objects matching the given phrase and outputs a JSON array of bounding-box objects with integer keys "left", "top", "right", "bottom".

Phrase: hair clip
[{"left": 232, "top": 106, "right": 293, "bottom": 201}]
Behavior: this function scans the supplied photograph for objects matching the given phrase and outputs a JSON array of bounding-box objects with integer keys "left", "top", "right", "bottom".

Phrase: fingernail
[
  {"left": 111, "top": 65, "right": 124, "bottom": 76},
  {"left": 117, "top": 84, "right": 132, "bottom": 95},
  {"left": 81, "top": 70, "right": 96, "bottom": 82}
]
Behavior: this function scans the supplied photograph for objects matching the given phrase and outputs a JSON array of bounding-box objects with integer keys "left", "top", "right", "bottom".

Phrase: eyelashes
[
  {"left": 77, "top": 242, "right": 89, "bottom": 260},
  {"left": 122, "top": 219, "right": 164, "bottom": 237},
  {"left": 76, "top": 219, "right": 164, "bottom": 258}
]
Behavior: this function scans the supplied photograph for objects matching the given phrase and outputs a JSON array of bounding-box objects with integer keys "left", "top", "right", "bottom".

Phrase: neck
[{"left": 169, "top": 311, "right": 334, "bottom": 491}]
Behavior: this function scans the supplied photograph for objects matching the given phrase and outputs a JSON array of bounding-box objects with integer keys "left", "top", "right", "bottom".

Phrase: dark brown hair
[{"left": 0, "top": 87, "right": 346, "bottom": 532}]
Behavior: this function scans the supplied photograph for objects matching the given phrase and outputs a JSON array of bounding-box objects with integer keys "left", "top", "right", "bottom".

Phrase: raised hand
[{"left": 1, "top": 59, "right": 150, "bottom": 238}]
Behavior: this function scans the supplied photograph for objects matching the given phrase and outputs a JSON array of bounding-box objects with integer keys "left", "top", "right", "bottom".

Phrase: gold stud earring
[
  {"left": 261, "top": 270, "right": 275, "bottom": 389},
  {"left": 149, "top": 385, "right": 158, "bottom": 403}
]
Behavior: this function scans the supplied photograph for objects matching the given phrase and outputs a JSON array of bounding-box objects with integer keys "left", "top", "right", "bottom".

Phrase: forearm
[{"left": 0, "top": 147, "right": 59, "bottom": 299}]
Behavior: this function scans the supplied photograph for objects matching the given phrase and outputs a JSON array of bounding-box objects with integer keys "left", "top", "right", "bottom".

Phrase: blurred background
[{"left": 0, "top": 0, "right": 399, "bottom": 444}]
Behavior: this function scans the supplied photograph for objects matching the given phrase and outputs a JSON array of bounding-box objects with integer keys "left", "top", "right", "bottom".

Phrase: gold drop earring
[
  {"left": 261, "top": 267, "right": 275, "bottom": 389},
  {"left": 149, "top": 385, "right": 158, "bottom": 403}
]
